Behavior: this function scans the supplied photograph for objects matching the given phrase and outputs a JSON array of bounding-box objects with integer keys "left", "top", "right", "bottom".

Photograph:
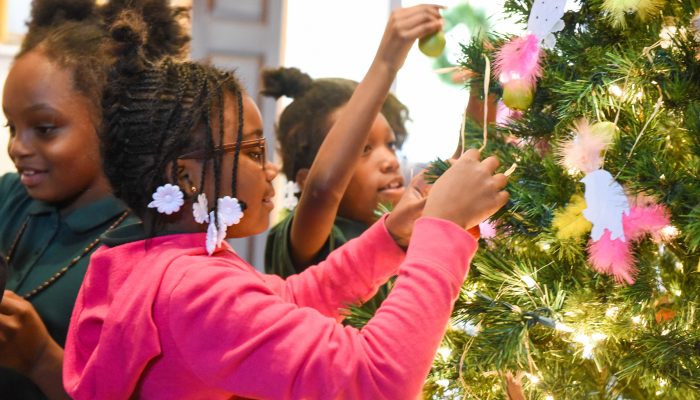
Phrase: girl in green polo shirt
[
  {"left": 261, "top": 6, "right": 447, "bottom": 317},
  {"left": 0, "top": 1, "right": 188, "bottom": 398}
]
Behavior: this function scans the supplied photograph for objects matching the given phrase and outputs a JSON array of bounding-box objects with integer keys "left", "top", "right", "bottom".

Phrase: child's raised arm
[{"left": 290, "top": 4, "right": 444, "bottom": 267}]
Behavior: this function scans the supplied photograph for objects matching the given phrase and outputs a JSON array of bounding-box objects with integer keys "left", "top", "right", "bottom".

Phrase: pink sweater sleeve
[
  {"left": 262, "top": 214, "right": 405, "bottom": 319},
  {"left": 164, "top": 216, "right": 477, "bottom": 400}
]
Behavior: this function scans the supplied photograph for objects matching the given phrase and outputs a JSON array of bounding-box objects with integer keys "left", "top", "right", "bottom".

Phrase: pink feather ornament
[
  {"left": 623, "top": 205, "right": 670, "bottom": 242},
  {"left": 494, "top": 34, "right": 543, "bottom": 87},
  {"left": 558, "top": 119, "right": 613, "bottom": 174},
  {"left": 479, "top": 220, "right": 498, "bottom": 239},
  {"left": 588, "top": 230, "right": 636, "bottom": 285},
  {"left": 494, "top": 34, "right": 543, "bottom": 111}
]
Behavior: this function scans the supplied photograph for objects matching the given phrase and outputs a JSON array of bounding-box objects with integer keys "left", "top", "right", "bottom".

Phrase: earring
[
  {"left": 183, "top": 175, "right": 198, "bottom": 196},
  {"left": 148, "top": 183, "right": 184, "bottom": 215}
]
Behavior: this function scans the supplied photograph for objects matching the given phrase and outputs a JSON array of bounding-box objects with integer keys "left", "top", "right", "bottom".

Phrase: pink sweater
[{"left": 64, "top": 216, "right": 477, "bottom": 399}]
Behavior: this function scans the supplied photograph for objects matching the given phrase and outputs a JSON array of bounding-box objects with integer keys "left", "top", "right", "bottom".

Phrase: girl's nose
[
  {"left": 8, "top": 132, "right": 34, "bottom": 160},
  {"left": 379, "top": 151, "right": 400, "bottom": 173},
  {"left": 264, "top": 162, "right": 279, "bottom": 181}
]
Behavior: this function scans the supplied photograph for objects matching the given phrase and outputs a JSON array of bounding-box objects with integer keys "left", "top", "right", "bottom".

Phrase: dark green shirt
[
  {"left": 0, "top": 173, "right": 136, "bottom": 399},
  {"left": 264, "top": 213, "right": 389, "bottom": 316}
]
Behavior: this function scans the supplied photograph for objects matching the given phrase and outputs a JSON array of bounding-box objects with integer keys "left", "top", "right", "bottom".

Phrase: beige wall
[{"left": 0, "top": 43, "right": 15, "bottom": 175}]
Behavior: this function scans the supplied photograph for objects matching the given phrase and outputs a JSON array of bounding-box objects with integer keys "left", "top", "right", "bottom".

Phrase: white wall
[
  {"left": 281, "top": 0, "right": 523, "bottom": 174},
  {"left": 0, "top": 0, "right": 30, "bottom": 175},
  {"left": 0, "top": 44, "right": 16, "bottom": 174}
]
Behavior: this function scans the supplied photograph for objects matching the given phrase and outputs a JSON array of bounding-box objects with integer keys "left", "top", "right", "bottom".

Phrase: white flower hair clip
[
  {"left": 192, "top": 194, "right": 210, "bottom": 224},
  {"left": 202, "top": 196, "right": 245, "bottom": 255},
  {"left": 148, "top": 183, "right": 184, "bottom": 215},
  {"left": 218, "top": 196, "right": 244, "bottom": 226},
  {"left": 282, "top": 180, "right": 301, "bottom": 211}
]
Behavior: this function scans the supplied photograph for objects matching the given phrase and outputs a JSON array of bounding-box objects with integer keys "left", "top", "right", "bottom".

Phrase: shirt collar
[
  {"left": 65, "top": 196, "right": 129, "bottom": 233},
  {"left": 26, "top": 199, "right": 55, "bottom": 216}
]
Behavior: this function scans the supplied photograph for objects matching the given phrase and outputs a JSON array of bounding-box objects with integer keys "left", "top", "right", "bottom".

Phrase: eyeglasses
[{"left": 178, "top": 138, "right": 266, "bottom": 168}]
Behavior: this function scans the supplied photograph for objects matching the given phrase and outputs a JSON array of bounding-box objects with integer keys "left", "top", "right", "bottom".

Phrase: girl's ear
[
  {"left": 172, "top": 159, "right": 204, "bottom": 198},
  {"left": 295, "top": 168, "right": 309, "bottom": 192}
]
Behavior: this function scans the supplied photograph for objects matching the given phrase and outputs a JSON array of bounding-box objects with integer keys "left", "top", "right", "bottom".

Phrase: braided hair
[
  {"left": 18, "top": 0, "right": 190, "bottom": 124},
  {"left": 101, "top": 12, "right": 247, "bottom": 226},
  {"left": 260, "top": 67, "right": 410, "bottom": 181}
]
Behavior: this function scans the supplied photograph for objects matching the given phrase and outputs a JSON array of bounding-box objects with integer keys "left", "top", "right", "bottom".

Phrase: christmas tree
[{"left": 421, "top": 0, "right": 700, "bottom": 398}]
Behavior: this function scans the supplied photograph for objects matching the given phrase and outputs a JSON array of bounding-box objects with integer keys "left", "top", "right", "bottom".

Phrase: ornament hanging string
[
  {"left": 436, "top": 55, "right": 516, "bottom": 176},
  {"left": 614, "top": 84, "right": 663, "bottom": 181},
  {"left": 479, "top": 54, "right": 490, "bottom": 153}
]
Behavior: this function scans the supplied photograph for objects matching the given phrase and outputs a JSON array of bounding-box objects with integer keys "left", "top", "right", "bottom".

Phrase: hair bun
[
  {"left": 28, "top": 0, "right": 97, "bottom": 29},
  {"left": 102, "top": 0, "right": 190, "bottom": 60},
  {"left": 260, "top": 67, "right": 313, "bottom": 99},
  {"left": 109, "top": 10, "right": 148, "bottom": 75}
]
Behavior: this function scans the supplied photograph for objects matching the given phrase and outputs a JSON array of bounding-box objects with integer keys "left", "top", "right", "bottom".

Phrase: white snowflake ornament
[{"left": 581, "top": 169, "right": 630, "bottom": 241}]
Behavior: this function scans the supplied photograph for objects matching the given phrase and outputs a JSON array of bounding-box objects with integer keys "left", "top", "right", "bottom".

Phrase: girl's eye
[
  {"left": 4, "top": 122, "right": 15, "bottom": 137},
  {"left": 35, "top": 125, "right": 56, "bottom": 136},
  {"left": 247, "top": 151, "right": 263, "bottom": 163},
  {"left": 387, "top": 141, "right": 397, "bottom": 151}
]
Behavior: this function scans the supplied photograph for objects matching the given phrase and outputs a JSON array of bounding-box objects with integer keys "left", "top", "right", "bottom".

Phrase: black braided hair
[
  {"left": 101, "top": 12, "right": 247, "bottom": 225},
  {"left": 18, "top": 0, "right": 190, "bottom": 124},
  {"left": 260, "top": 66, "right": 410, "bottom": 181}
]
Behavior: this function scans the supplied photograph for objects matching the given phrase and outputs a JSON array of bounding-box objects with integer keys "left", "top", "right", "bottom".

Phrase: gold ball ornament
[
  {"left": 502, "top": 80, "right": 534, "bottom": 111},
  {"left": 419, "top": 31, "right": 446, "bottom": 58}
]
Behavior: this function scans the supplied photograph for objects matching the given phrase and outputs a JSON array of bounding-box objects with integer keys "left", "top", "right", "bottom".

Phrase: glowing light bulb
[
  {"left": 436, "top": 379, "right": 450, "bottom": 388},
  {"left": 521, "top": 275, "right": 537, "bottom": 288},
  {"left": 555, "top": 322, "right": 574, "bottom": 333},
  {"left": 437, "top": 346, "right": 452, "bottom": 361},
  {"left": 573, "top": 332, "right": 606, "bottom": 359},
  {"left": 524, "top": 373, "right": 541, "bottom": 384},
  {"left": 609, "top": 85, "right": 623, "bottom": 97},
  {"left": 605, "top": 306, "right": 620, "bottom": 318},
  {"left": 631, "top": 315, "right": 642, "bottom": 324},
  {"left": 659, "top": 225, "right": 679, "bottom": 241}
]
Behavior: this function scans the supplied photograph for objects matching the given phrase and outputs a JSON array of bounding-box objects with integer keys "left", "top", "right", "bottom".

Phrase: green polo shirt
[
  {"left": 264, "top": 213, "right": 389, "bottom": 316},
  {"left": 0, "top": 173, "right": 137, "bottom": 399}
]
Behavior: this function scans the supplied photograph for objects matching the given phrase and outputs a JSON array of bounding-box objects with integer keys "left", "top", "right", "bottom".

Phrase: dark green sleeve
[
  {"left": 264, "top": 212, "right": 347, "bottom": 277},
  {"left": 264, "top": 213, "right": 298, "bottom": 277}
]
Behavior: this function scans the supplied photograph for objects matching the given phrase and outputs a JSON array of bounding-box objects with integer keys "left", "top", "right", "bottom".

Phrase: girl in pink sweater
[{"left": 63, "top": 5, "right": 509, "bottom": 399}]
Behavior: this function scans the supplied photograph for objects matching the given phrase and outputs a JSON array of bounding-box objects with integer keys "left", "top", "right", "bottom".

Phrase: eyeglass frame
[{"left": 178, "top": 137, "right": 266, "bottom": 168}]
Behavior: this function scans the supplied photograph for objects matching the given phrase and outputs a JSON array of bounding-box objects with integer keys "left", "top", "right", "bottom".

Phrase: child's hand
[
  {"left": 0, "top": 291, "right": 53, "bottom": 375},
  {"left": 385, "top": 171, "right": 431, "bottom": 248},
  {"left": 375, "top": 4, "right": 444, "bottom": 74},
  {"left": 424, "top": 149, "right": 509, "bottom": 229}
]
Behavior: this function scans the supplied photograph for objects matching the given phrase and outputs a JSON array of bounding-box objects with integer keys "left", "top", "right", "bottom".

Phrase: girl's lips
[
  {"left": 378, "top": 179, "right": 404, "bottom": 192},
  {"left": 19, "top": 169, "right": 49, "bottom": 187},
  {"left": 262, "top": 197, "right": 275, "bottom": 210}
]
